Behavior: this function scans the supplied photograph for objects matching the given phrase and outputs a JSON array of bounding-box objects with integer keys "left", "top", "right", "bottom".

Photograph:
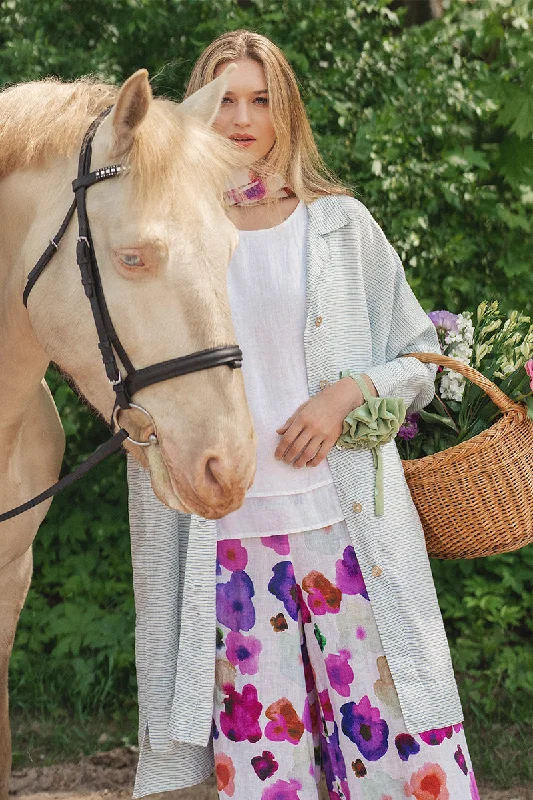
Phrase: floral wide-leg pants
[{"left": 213, "top": 520, "right": 479, "bottom": 800}]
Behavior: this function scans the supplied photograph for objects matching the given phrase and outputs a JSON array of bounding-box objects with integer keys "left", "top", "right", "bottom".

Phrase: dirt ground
[{"left": 8, "top": 746, "right": 533, "bottom": 800}]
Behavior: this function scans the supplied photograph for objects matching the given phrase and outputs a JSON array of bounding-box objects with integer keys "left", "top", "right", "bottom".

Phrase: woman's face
[{"left": 212, "top": 58, "right": 276, "bottom": 162}]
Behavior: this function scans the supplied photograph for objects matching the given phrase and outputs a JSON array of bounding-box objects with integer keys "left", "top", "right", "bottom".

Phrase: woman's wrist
[{"left": 336, "top": 373, "right": 379, "bottom": 416}]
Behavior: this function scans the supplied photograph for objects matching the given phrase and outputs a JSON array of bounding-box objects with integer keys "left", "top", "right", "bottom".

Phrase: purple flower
[
  {"left": 321, "top": 722, "right": 348, "bottom": 792},
  {"left": 340, "top": 695, "right": 389, "bottom": 760},
  {"left": 216, "top": 570, "right": 255, "bottom": 632},
  {"left": 325, "top": 650, "right": 354, "bottom": 697},
  {"left": 251, "top": 750, "right": 278, "bottom": 781},
  {"left": 398, "top": 412, "right": 420, "bottom": 440},
  {"left": 261, "top": 779, "right": 303, "bottom": 800},
  {"left": 454, "top": 743, "right": 468, "bottom": 775},
  {"left": 335, "top": 546, "right": 369, "bottom": 599},
  {"left": 268, "top": 561, "right": 299, "bottom": 621},
  {"left": 428, "top": 309, "right": 459, "bottom": 334},
  {"left": 395, "top": 732, "right": 420, "bottom": 761},
  {"left": 525, "top": 359, "right": 533, "bottom": 390},
  {"left": 226, "top": 631, "right": 262, "bottom": 675}
]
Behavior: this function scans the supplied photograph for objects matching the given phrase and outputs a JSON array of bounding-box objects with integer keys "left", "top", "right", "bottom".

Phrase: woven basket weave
[{"left": 398, "top": 352, "right": 533, "bottom": 560}]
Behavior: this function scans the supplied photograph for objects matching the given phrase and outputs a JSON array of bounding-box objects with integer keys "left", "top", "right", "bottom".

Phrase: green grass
[{"left": 10, "top": 707, "right": 533, "bottom": 788}]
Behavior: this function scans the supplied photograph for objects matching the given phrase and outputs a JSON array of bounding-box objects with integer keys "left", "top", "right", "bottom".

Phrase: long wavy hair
[{"left": 184, "top": 30, "right": 353, "bottom": 202}]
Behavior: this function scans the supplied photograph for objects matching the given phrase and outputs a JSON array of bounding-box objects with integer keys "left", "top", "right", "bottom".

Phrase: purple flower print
[
  {"left": 261, "top": 779, "right": 303, "bottom": 800},
  {"left": 454, "top": 743, "right": 468, "bottom": 775},
  {"left": 261, "top": 534, "right": 290, "bottom": 555},
  {"left": 302, "top": 694, "right": 320, "bottom": 735},
  {"left": 419, "top": 725, "right": 454, "bottom": 746},
  {"left": 340, "top": 695, "right": 389, "bottom": 760},
  {"left": 395, "top": 732, "right": 420, "bottom": 761},
  {"left": 398, "top": 412, "right": 420, "bottom": 441},
  {"left": 251, "top": 750, "right": 279, "bottom": 781},
  {"left": 268, "top": 561, "right": 299, "bottom": 621},
  {"left": 217, "top": 539, "right": 248, "bottom": 571},
  {"left": 216, "top": 571, "right": 255, "bottom": 632},
  {"left": 335, "top": 546, "right": 369, "bottom": 599},
  {"left": 325, "top": 650, "right": 354, "bottom": 697},
  {"left": 226, "top": 631, "right": 262, "bottom": 675},
  {"left": 320, "top": 724, "right": 350, "bottom": 800},
  {"left": 220, "top": 684, "right": 262, "bottom": 743}
]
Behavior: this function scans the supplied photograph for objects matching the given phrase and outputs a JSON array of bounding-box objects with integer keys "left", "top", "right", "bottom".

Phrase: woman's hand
[{"left": 275, "top": 374, "right": 378, "bottom": 468}]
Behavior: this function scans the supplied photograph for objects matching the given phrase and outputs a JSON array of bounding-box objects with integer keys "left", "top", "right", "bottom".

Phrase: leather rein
[{"left": 0, "top": 107, "right": 243, "bottom": 523}]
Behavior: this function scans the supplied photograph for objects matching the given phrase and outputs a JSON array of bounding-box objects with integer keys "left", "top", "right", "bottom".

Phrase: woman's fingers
[{"left": 292, "top": 436, "right": 324, "bottom": 468}]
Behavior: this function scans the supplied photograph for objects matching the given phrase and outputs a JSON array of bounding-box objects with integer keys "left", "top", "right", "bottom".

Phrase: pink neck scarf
[{"left": 223, "top": 168, "right": 295, "bottom": 206}]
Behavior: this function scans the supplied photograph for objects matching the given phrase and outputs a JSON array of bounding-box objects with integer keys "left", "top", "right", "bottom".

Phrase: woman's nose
[{"left": 234, "top": 100, "right": 251, "bottom": 126}]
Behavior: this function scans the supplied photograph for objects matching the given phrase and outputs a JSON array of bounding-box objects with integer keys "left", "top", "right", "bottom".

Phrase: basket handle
[{"left": 400, "top": 352, "right": 527, "bottom": 417}]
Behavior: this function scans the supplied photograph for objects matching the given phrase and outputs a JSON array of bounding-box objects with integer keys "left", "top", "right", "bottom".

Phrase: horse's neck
[{"left": 0, "top": 168, "right": 58, "bottom": 430}]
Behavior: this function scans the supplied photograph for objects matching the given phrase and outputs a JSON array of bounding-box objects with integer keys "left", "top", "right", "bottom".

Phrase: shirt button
[
  {"left": 315, "top": 315, "right": 323, "bottom": 327},
  {"left": 371, "top": 565, "right": 383, "bottom": 577},
  {"left": 352, "top": 502, "right": 363, "bottom": 513},
  {"left": 319, "top": 379, "right": 329, "bottom": 390}
]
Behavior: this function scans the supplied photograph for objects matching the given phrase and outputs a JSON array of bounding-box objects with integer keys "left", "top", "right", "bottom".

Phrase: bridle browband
[{"left": 0, "top": 107, "right": 243, "bottom": 523}]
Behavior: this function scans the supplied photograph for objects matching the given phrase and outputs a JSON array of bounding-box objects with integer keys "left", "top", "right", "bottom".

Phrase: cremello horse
[{"left": 0, "top": 69, "right": 256, "bottom": 797}]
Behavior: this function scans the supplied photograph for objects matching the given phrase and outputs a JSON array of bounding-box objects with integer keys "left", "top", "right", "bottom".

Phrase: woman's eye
[
  {"left": 255, "top": 97, "right": 269, "bottom": 105},
  {"left": 119, "top": 253, "right": 144, "bottom": 267}
]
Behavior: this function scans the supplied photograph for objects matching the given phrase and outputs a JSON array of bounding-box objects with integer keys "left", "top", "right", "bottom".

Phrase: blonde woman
[{"left": 127, "top": 30, "right": 480, "bottom": 800}]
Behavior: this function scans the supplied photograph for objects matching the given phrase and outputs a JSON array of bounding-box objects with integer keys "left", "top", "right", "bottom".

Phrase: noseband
[{"left": 0, "top": 107, "right": 242, "bottom": 523}]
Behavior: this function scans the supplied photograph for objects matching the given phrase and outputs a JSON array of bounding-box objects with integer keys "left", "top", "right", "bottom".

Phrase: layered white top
[{"left": 215, "top": 200, "right": 344, "bottom": 540}]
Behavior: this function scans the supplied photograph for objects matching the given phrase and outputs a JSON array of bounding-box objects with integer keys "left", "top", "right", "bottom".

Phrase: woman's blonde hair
[{"left": 184, "top": 30, "right": 353, "bottom": 202}]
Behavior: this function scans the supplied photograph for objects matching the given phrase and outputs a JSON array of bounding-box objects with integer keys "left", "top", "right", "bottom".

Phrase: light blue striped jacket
[{"left": 126, "top": 194, "right": 464, "bottom": 797}]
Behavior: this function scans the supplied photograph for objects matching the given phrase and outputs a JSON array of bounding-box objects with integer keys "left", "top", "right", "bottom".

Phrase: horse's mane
[{"left": 0, "top": 77, "right": 241, "bottom": 203}]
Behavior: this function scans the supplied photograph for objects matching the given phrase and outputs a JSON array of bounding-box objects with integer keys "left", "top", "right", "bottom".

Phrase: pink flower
[
  {"left": 261, "top": 778, "right": 303, "bottom": 800},
  {"left": 226, "top": 631, "right": 262, "bottom": 675},
  {"left": 325, "top": 650, "right": 354, "bottom": 697},
  {"left": 319, "top": 688, "right": 335, "bottom": 721},
  {"left": 265, "top": 698, "right": 304, "bottom": 745},
  {"left": 217, "top": 540, "right": 248, "bottom": 571},
  {"left": 261, "top": 534, "right": 290, "bottom": 555},
  {"left": 470, "top": 770, "right": 480, "bottom": 800},
  {"left": 419, "top": 726, "right": 454, "bottom": 746},
  {"left": 525, "top": 359, "right": 533, "bottom": 390}
]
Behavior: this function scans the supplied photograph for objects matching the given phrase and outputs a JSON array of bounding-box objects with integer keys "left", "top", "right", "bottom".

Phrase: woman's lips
[{"left": 230, "top": 136, "right": 256, "bottom": 147}]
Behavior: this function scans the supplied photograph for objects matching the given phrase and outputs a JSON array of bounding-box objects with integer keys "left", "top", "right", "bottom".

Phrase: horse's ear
[
  {"left": 179, "top": 63, "right": 237, "bottom": 126},
  {"left": 110, "top": 69, "right": 152, "bottom": 156}
]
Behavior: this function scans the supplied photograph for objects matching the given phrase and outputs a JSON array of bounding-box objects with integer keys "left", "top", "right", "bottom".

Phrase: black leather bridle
[{"left": 0, "top": 107, "right": 242, "bottom": 523}]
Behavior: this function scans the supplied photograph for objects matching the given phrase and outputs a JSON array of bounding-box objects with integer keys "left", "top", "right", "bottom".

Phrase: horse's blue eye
[{"left": 120, "top": 253, "right": 143, "bottom": 267}]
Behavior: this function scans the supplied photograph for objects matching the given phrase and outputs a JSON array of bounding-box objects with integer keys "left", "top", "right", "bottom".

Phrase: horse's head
[{"left": 27, "top": 69, "right": 256, "bottom": 518}]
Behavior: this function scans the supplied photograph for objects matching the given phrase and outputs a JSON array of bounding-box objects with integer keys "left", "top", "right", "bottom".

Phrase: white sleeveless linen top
[{"left": 216, "top": 201, "right": 344, "bottom": 540}]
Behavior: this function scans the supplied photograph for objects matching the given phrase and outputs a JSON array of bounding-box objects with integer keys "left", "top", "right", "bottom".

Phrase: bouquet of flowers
[{"left": 396, "top": 301, "right": 533, "bottom": 462}]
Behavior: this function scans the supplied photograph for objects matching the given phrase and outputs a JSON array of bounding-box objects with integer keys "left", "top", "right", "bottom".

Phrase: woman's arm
[{"left": 356, "top": 205, "right": 441, "bottom": 413}]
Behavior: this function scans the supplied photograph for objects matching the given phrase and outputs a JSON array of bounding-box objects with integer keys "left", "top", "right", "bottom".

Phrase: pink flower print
[
  {"left": 215, "top": 752, "right": 236, "bottom": 796},
  {"left": 226, "top": 631, "right": 262, "bottom": 675},
  {"left": 453, "top": 722, "right": 463, "bottom": 733},
  {"left": 525, "top": 359, "right": 533, "bottom": 391},
  {"left": 335, "top": 546, "right": 369, "bottom": 599},
  {"left": 261, "top": 534, "right": 290, "bottom": 555},
  {"left": 217, "top": 540, "right": 248, "bottom": 571},
  {"left": 261, "top": 778, "right": 303, "bottom": 800},
  {"left": 407, "top": 761, "right": 450, "bottom": 799},
  {"left": 319, "top": 688, "right": 335, "bottom": 722},
  {"left": 302, "top": 570, "right": 342, "bottom": 615},
  {"left": 419, "top": 726, "right": 454, "bottom": 746},
  {"left": 302, "top": 693, "right": 320, "bottom": 735},
  {"left": 220, "top": 684, "right": 262, "bottom": 743},
  {"left": 470, "top": 770, "right": 480, "bottom": 800},
  {"left": 295, "top": 582, "right": 311, "bottom": 623},
  {"left": 251, "top": 750, "right": 279, "bottom": 781},
  {"left": 454, "top": 744, "right": 468, "bottom": 775},
  {"left": 265, "top": 698, "right": 304, "bottom": 745},
  {"left": 325, "top": 650, "right": 354, "bottom": 697}
]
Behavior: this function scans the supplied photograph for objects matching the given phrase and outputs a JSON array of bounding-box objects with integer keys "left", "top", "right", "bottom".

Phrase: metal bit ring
[{"left": 112, "top": 403, "right": 158, "bottom": 447}]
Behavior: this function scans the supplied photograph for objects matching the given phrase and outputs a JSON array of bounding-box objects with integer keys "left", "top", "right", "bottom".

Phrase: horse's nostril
[{"left": 205, "top": 456, "right": 223, "bottom": 490}]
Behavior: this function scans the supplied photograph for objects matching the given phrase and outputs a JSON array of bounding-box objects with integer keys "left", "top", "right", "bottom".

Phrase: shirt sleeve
[{"left": 358, "top": 206, "right": 442, "bottom": 413}]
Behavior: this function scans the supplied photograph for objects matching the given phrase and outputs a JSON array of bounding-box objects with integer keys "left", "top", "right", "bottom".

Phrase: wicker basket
[{"left": 398, "top": 352, "right": 533, "bottom": 560}]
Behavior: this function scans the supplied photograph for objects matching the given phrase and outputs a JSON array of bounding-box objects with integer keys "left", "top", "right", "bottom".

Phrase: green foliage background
[{"left": 2, "top": 0, "right": 533, "bottom": 776}]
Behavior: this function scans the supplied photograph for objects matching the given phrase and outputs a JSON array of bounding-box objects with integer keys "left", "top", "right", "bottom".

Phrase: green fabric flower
[{"left": 335, "top": 371, "right": 407, "bottom": 516}]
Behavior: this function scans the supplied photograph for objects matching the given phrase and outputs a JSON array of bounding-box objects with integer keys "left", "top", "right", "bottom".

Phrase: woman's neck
[{"left": 226, "top": 196, "right": 300, "bottom": 231}]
